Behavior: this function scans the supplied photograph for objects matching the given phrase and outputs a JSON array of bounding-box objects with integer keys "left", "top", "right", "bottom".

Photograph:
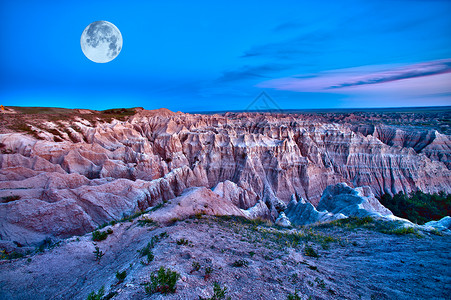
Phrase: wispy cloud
[
  {"left": 217, "top": 63, "right": 292, "bottom": 82},
  {"left": 273, "top": 22, "right": 305, "bottom": 32},
  {"left": 240, "top": 32, "right": 328, "bottom": 60},
  {"left": 257, "top": 59, "right": 451, "bottom": 93},
  {"left": 328, "top": 59, "right": 451, "bottom": 89}
]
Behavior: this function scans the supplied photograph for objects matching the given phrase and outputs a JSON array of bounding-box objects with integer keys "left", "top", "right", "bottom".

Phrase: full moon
[{"left": 80, "top": 21, "right": 122, "bottom": 63}]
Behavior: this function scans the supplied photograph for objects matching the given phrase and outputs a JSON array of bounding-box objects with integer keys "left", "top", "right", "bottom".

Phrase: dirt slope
[{"left": 0, "top": 216, "right": 449, "bottom": 300}]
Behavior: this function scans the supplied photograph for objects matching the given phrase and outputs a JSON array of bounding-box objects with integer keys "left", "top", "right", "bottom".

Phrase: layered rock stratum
[{"left": 0, "top": 107, "right": 450, "bottom": 246}]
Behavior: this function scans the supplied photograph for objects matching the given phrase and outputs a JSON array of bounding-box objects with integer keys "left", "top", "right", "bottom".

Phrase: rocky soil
[{"left": 0, "top": 214, "right": 449, "bottom": 300}]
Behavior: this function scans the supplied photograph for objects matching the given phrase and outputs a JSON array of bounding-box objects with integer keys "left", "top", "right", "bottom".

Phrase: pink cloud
[{"left": 257, "top": 59, "right": 451, "bottom": 97}]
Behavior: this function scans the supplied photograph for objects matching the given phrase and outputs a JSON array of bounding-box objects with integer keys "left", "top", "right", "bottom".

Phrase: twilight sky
[{"left": 1, "top": 0, "right": 450, "bottom": 112}]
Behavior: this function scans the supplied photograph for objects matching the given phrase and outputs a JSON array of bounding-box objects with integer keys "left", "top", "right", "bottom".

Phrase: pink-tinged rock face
[{"left": 0, "top": 108, "right": 450, "bottom": 245}]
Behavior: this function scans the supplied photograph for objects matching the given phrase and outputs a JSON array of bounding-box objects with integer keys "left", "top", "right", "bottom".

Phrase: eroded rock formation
[
  {"left": 285, "top": 183, "right": 394, "bottom": 226},
  {"left": 0, "top": 108, "right": 450, "bottom": 245}
]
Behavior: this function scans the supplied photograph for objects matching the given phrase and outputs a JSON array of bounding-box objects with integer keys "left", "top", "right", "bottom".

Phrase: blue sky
[{"left": 1, "top": 0, "right": 450, "bottom": 112}]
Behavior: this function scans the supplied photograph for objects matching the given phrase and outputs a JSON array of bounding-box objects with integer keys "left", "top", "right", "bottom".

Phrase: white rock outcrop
[
  {"left": 424, "top": 216, "right": 451, "bottom": 231},
  {"left": 285, "top": 183, "right": 393, "bottom": 226}
]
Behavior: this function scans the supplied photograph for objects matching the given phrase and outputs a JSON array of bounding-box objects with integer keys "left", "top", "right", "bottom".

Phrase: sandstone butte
[{"left": 0, "top": 107, "right": 450, "bottom": 247}]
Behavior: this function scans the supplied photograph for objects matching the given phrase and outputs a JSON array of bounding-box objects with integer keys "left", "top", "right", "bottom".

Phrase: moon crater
[{"left": 81, "top": 21, "right": 122, "bottom": 63}]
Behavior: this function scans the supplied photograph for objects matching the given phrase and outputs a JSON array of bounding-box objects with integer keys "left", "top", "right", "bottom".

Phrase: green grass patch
[{"left": 381, "top": 226, "right": 420, "bottom": 236}]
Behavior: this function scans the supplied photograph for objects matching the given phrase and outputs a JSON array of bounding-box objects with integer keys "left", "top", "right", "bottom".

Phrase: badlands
[{"left": 0, "top": 106, "right": 450, "bottom": 299}]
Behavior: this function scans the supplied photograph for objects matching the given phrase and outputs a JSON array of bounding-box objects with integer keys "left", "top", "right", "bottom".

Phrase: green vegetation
[
  {"left": 119, "top": 210, "right": 147, "bottom": 223},
  {"left": 144, "top": 267, "right": 180, "bottom": 295},
  {"left": 231, "top": 259, "right": 249, "bottom": 267},
  {"left": 190, "top": 261, "right": 201, "bottom": 273},
  {"left": 216, "top": 215, "right": 270, "bottom": 227},
  {"left": 304, "top": 244, "right": 319, "bottom": 258},
  {"left": 317, "top": 216, "right": 374, "bottom": 229},
  {"left": 87, "top": 286, "right": 104, "bottom": 300},
  {"left": 116, "top": 270, "right": 127, "bottom": 283},
  {"left": 176, "top": 238, "right": 191, "bottom": 246},
  {"left": 382, "top": 226, "right": 420, "bottom": 236},
  {"left": 0, "top": 249, "right": 24, "bottom": 260},
  {"left": 92, "top": 229, "right": 113, "bottom": 242},
  {"left": 139, "top": 243, "right": 154, "bottom": 265},
  {"left": 149, "top": 232, "right": 168, "bottom": 247},
  {"left": 318, "top": 216, "right": 421, "bottom": 236},
  {"left": 102, "top": 108, "right": 136, "bottom": 115},
  {"left": 93, "top": 246, "right": 105, "bottom": 262},
  {"left": 200, "top": 282, "right": 231, "bottom": 300},
  {"left": 212, "top": 215, "right": 340, "bottom": 252},
  {"left": 315, "top": 277, "right": 326, "bottom": 289},
  {"left": 379, "top": 191, "right": 451, "bottom": 225},
  {"left": 138, "top": 232, "right": 168, "bottom": 265},
  {"left": 287, "top": 290, "right": 302, "bottom": 300},
  {"left": 37, "top": 237, "right": 54, "bottom": 252},
  {"left": 97, "top": 205, "right": 163, "bottom": 230},
  {"left": 204, "top": 266, "right": 213, "bottom": 280},
  {"left": 137, "top": 217, "right": 156, "bottom": 227},
  {"left": 1, "top": 195, "right": 21, "bottom": 203}
]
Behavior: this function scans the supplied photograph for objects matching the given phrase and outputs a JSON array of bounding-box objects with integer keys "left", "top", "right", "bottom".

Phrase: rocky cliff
[{"left": 0, "top": 108, "right": 450, "bottom": 245}]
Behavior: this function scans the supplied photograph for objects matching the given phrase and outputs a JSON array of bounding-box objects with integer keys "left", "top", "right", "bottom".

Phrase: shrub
[
  {"left": 37, "top": 237, "right": 53, "bottom": 252},
  {"left": 139, "top": 242, "right": 154, "bottom": 264},
  {"left": 144, "top": 267, "right": 180, "bottom": 295},
  {"left": 119, "top": 210, "right": 146, "bottom": 223},
  {"left": 231, "top": 259, "right": 249, "bottom": 267},
  {"left": 116, "top": 270, "right": 127, "bottom": 282},
  {"left": 304, "top": 245, "right": 319, "bottom": 258},
  {"left": 200, "top": 282, "right": 231, "bottom": 300},
  {"left": 92, "top": 230, "right": 109, "bottom": 242},
  {"left": 176, "top": 238, "right": 190, "bottom": 246},
  {"left": 93, "top": 246, "right": 105, "bottom": 262},
  {"left": 138, "top": 217, "right": 156, "bottom": 227},
  {"left": 315, "top": 277, "right": 326, "bottom": 289},
  {"left": 191, "top": 261, "right": 201, "bottom": 273},
  {"left": 204, "top": 266, "right": 213, "bottom": 280},
  {"left": 87, "top": 286, "right": 104, "bottom": 300},
  {"left": 0, "top": 250, "right": 24, "bottom": 260},
  {"left": 287, "top": 290, "right": 302, "bottom": 300},
  {"left": 194, "top": 212, "right": 205, "bottom": 219},
  {"left": 169, "top": 217, "right": 180, "bottom": 224}
]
